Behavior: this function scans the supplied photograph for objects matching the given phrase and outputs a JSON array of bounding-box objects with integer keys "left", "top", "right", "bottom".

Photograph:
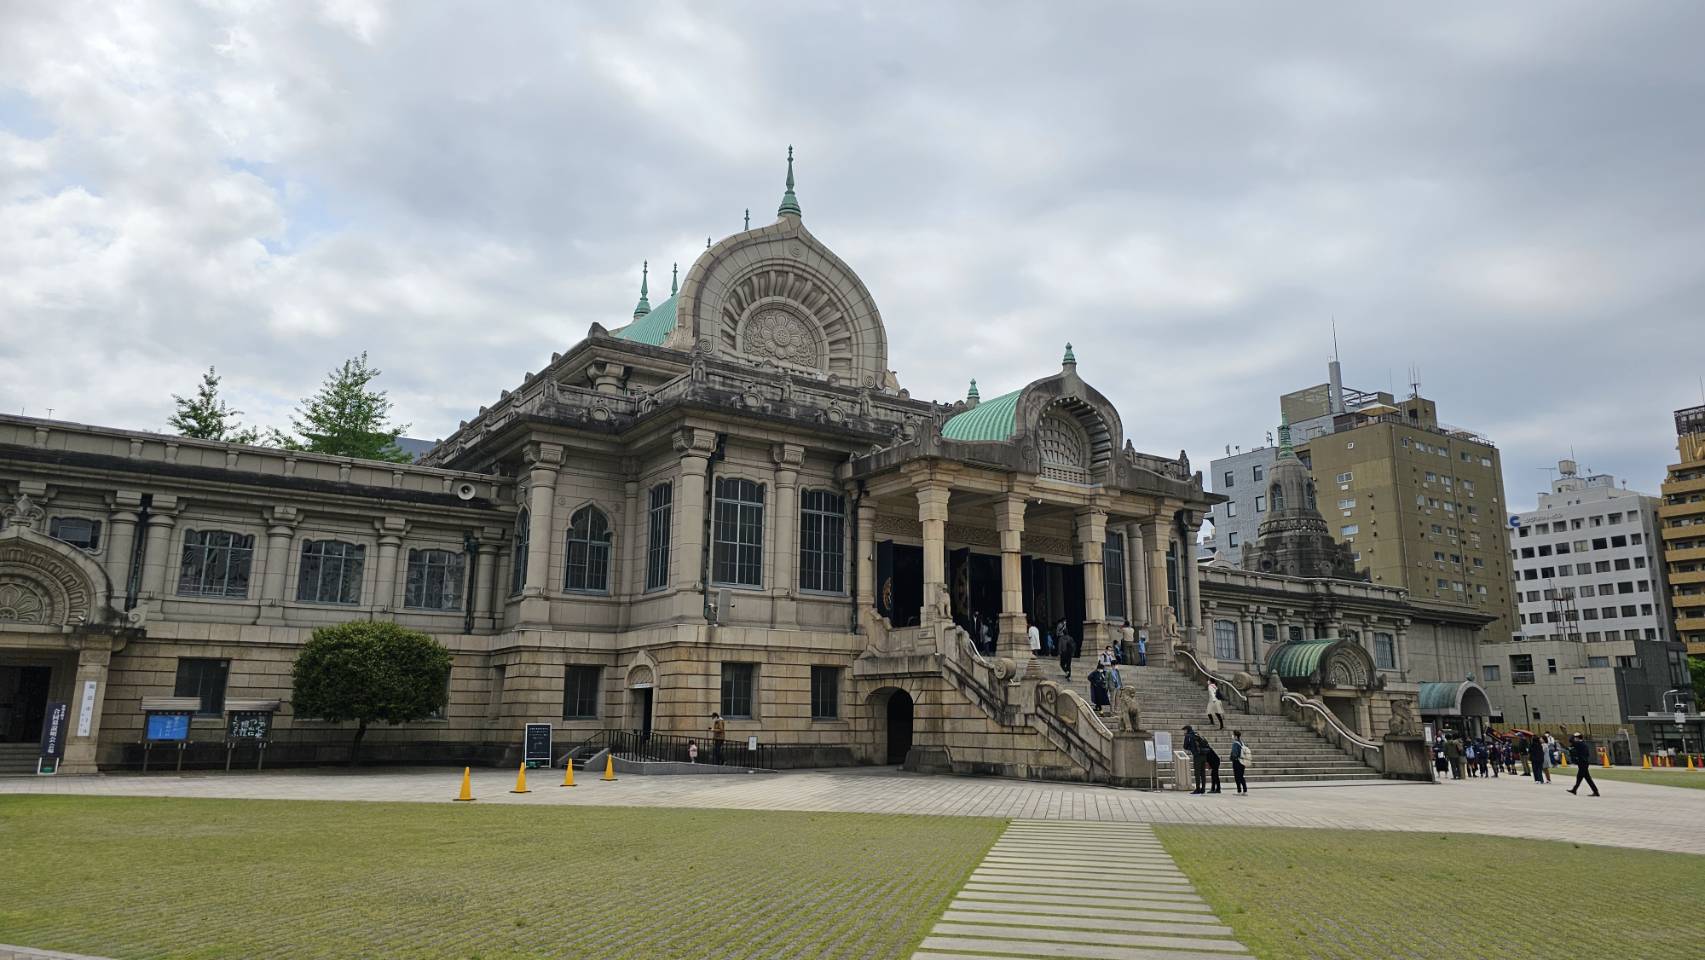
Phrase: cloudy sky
[{"left": 4, "top": 1, "right": 1702, "bottom": 511}]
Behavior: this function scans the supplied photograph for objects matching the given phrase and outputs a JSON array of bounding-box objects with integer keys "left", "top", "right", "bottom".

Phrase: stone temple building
[{"left": 0, "top": 155, "right": 1474, "bottom": 781}]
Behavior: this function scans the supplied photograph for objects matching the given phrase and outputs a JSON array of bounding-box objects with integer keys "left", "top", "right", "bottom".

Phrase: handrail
[
  {"left": 947, "top": 627, "right": 1113, "bottom": 760},
  {"left": 1281, "top": 692, "right": 1382, "bottom": 752},
  {"left": 1173, "top": 645, "right": 1250, "bottom": 709}
]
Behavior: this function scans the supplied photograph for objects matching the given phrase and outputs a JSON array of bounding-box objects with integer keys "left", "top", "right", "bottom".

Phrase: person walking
[
  {"left": 1206, "top": 681, "right": 1226, "bottom": 730},
  {"left": 1464, "top": 739, "right": 1478, "bottom": 778},
  {"left": 1057, "top": 624, "right": 1074, "bottom": 680},
  {"left": 1028, "top": 620, "right": 1042, "bottom": 659},
  {"left": 1444, "top": 735, "right": 1463, "bottom": 780},
  {"left": 1542, "top": 733, "right": 1558, "bottom": 784},
  {"left": 1106, "top": 660, "right": 1123, "bottom": 700},
  {"left": 1136, "top": 630, "right": 1148, "bottom": 666},
  {"left": 1229, "top": 730, "right": 1251, "bottom": 795},
  {"left": 1434, "top": 739, "right": 1449, "bottom": 780},
  {"left": 1527, "top": 734, "right": 1546, "bottom": 784},
  {"left": 1088, "top": 665, "right": 1110, "bottom": 716},
  {"left": 1099, "top": 645, "right": 1115, "bottom": 671},
  {"left": 1567, "top": 734, "right": 1601, "bottom": 797}
]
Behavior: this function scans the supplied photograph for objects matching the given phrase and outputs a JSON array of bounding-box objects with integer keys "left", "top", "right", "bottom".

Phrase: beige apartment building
[
  {"left": 1662, "top": 403, "right": 1705, "bottom": 655},
  {"left": 1293, "top": 394, "right": 1520, "bottom": 643}
]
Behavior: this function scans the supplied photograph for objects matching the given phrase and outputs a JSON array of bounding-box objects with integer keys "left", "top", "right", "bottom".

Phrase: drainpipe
[
  {"left": 700, "top": 433, "right": 728, "bottom": 622},
  {"left": 462, "top": 532, "right": 479, "bottom": 635},
  {"left": 126, "top": 494, "right": 151, "bottom": 611},
  {"left": 848, "top": 482, "right": 864, "bottom": 634}
]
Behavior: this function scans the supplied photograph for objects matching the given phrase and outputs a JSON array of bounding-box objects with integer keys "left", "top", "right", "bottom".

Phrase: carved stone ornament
[
  {"left": 743, "top": 308, "right": 822, "bottom": 368},
  {"left": 1387, "top": 697, "right": 1419, "bottom": 737},
  {"left": 0, "top": 579, "right": 50, "bottom": 623},
  {"left": 2, "top": 494, "right": 46, "bottom": 532},
  {"left": 1114, "top": 686, "right": 1142, "bottom": 733},
  {"left": 0, "top": 542, "right": 95, "bottom": 626}
]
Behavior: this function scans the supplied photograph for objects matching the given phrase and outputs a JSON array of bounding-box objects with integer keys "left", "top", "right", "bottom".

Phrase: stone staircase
[
  {"left": 1045, "top": 661, "right": 1383, "bottom": 784},
  {"left": 0, "top": 742, "right": 41, "bottom": 775}
]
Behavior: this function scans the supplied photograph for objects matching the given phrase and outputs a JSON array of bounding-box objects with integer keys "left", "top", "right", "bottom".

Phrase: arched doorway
[{"left": 885, "top": 689, "right": 914, "bottom": 765}]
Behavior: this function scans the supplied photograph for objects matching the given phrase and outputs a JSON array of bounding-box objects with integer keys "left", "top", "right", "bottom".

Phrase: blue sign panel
[{"left": 145, "top": 712, "right": 192, "bottom": 742}]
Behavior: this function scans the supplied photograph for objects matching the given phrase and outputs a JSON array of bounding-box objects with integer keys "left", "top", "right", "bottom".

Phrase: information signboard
[
  {"left": 226, "top": 711, "right": 273, "bottom": 741},
  {"left": 145, "top": 712, "right": 192, "bottom": 742},
  {"left": 1152, "top": 730, "right": 1173, "bottom": 762},
  {"left": 39, "top": 700, "right": 69, "bottom": 759},
  {"left": 77, "top": 680, "right": 97, "bottom": 736},
  {"left": 523, "top": 723, "right": 552, "bottom": 767}
]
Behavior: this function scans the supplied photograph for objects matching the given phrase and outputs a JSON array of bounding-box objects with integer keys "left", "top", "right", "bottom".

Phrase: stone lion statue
[
  {"left": 1162, "top": 606, "right": 1182, "bottom": 644},
  {"left": 1387, "top": 698, "right": 1419, "bottom": 737},
  {"left": 1230, "top": 671, "right": 1256, "bottom": 692},
  {"left": 1113, "top": 686, "right": 1142, "bottom": 733}
]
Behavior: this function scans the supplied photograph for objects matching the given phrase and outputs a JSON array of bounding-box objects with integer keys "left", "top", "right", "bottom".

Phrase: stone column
[
  {"left": 475, "top": 533, "right": 502, "bottom": 633},
  {"left": 1142, "top": 515, "right": 1172, "bottom": 631},
  {"left": 518, "top": 443, "right": 562, "bottom": 626},
  {"left": 619, "top": 467, "right": 640, "bottom": 627},
  {"left": 673, "top": 429, "right": 718, "bottom": 598},
  {"left": 854, "top": 495, "right": 877, "bottom": 622},
  {"left": 257, "top": 505, "right": 299, "bottom": 624},
  {"left": 1182, "top": 516, "right": 1204, "bottom": 650},
  {"left": 1124, "top": 521, "right": 1145, "bottom": 629},
  {"left": 1076, "top": 507, "right": 1108, "bottom": 647},
  {"left": 62, "top": 641, "right": 112, "bottom": 774},
  {"left": 994, "top": 494, "right": 1028, "bottom": 660},
  {"left": 916, "top": 481, "right": 951, "bottom": 629},
  {"left": 373, "top": 517, "right": 408, "bottom": 612},
  {"left": 771, "top": 443, "right": 804, "bottom": 619},
  {"left": 103, "top": 492, "right": 142, "bottom": 606},
  {"left": 136, "top": 496, "right": 180, "bottom": 602},
  {"left": 1394, "top": 621, "right": 1411, "bottom": 682}
]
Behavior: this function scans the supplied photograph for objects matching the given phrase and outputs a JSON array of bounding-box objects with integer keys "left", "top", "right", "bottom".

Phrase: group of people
[
  {"left": 1433, "top": 729, "right": 1600, "bottom": 796},
  {"left": 1021, "top": 617, "right": 1148, "bottom": 680},
  {"left": 1181, "top": 724, "right": 1252, "bottom": 795}
]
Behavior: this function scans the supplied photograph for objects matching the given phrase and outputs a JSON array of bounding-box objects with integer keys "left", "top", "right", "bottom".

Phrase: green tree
[
  {"left": 168, "top": 366, "right": 261, "bottom": 444},
  {"left": 274, "top": 352, "right": 413, "bottom": 462},
  {"left": 289, "top": 621, "right": 452, "bottom": 765}
]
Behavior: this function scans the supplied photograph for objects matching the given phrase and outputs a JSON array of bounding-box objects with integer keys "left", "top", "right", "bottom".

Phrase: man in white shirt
[{"left": 1027, "top": 620, "right": 1042, "bottom": 657}]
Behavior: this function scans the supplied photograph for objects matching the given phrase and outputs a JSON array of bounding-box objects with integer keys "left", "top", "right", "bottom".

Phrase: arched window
[
  {"left": 511, "top": 506, "right": 530, "bottom": 596},
  {"left": 564, "top": 506, "right": 612, "bottom": 593},
  {"left": 1305, "top": 481, "right": 1317, "bottom": 510},
  {"left": 1269, "top": 482, "right": 1285, "bottom": 513}
]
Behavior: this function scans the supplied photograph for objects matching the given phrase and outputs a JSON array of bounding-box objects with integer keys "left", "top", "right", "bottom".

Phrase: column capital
[
  {"left": 770, "top": 442, "right": 805, "bottom": 468},
  {"left": 915, "top": 482, "right": 951, "bottom": 522},
  {"left": 264, "top": 505, "right": 300, "bottom": 528},
  {"left": 673, "top": 428, "right": 719, "bottom": 456},
  {"left": 374, "top": 516, "right": 410, "bottom": 538},
  {"left": 105, "top": 490, "right": 145, "bottom": 513},
  {"left": 993, "top": 494, "right": 1027, "bottom": 532},
  {"left": 525, "top": 441, "right": 565, "bottom": 469}
]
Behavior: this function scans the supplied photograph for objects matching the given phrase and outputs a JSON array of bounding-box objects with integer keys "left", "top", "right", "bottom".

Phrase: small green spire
[
  {"left": 744, "top": 208, "right": 750, "bottom": 231},
  {"left": 777, "top": 145, "right": 801, "bottom": 218},
  {"left": 1278, "top": 413, "right": 1294, "bottom": 456},
  {"left": 1063, "top": 342, "right": 1076, "bottom": 365},
  {"left": 632, "top": 261, "right": 651, "bottom": 320},
  {"left": 670, "top": 262, "right": 679, "bottom": 297},
  {"left": 967, "top": 378, "right": 980, "bottom": 401}
]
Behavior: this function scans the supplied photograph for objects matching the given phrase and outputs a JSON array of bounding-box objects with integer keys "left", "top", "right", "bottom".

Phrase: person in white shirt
[{"left": 1027, "top": 621, "right": 1042, "bottom": 657}]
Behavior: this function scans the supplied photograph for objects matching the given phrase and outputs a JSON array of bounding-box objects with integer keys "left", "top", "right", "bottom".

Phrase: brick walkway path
[
  {"left": 4, "top": 764, "right": 1701, "bottom": 854},
  {"left": 912, "top": 820, "right": 1249, "bottom": 960}
]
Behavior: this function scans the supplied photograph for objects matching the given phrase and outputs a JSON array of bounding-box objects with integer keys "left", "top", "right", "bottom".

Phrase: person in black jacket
[
  {"left": 1184, "top": 725, "right": 1221, "bottom": 795},
  {"left": 1527, "top": 734, "right": 1547, "bottom": 784},
  {"left": 1567, "top": 734, "right": 1600, "bottom": 797}
]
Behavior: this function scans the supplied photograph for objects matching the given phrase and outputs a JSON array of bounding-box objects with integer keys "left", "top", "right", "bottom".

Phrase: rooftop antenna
[
  {"left": 1407, "top": 364, "right": 1421, "bottom": 400},
  {"left": 1264, "top": 430, "right": 1274, "bottom": 447},
  {"left": 1331, "top": 317, "right": 1340, "bottom": 362}
]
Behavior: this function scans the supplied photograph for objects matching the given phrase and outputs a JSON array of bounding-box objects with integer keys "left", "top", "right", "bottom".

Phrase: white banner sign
[{"left": 76, "top": 680, "right": 97, "bottom": 737}]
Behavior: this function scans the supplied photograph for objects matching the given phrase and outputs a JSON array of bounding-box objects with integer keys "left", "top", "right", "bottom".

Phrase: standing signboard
[
  {"left": 1152, "top": 730, "right": 1173, "bottom": 761},
  {"left": 38, "top": 700, "right": 69, "bottom": 775},
  {"left": 142, "top": 711, "right": 193, "bottom": 773},
  {"left": 225, "top": 710, "right": 274, "bottom": 771},
  {"left": 523, "top": 723, "right": 552, "bottom": 768},
  {"left": 76, "top": 680, "right": 97, "bottom": 736}
]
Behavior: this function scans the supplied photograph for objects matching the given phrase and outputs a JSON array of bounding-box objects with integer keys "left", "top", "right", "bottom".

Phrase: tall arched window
[
  {"left": 511, "top": 506, "right": 530, "bottom": 596},
  {"left": 1269, "top": 482, "right": 1285, "bottom": 513},
  {"left": 564, "top": 506, "right": 612, "bottom": 593}
]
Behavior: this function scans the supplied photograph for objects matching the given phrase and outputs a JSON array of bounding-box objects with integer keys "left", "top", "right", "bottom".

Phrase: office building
[{"left": 1662, "top": 404, "right": 1705, "bottom": 656}]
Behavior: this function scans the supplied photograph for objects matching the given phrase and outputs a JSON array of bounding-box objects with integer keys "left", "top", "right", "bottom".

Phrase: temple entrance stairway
[{"left": 1042, "top": 658, "right": 1384, "bottom": 784}]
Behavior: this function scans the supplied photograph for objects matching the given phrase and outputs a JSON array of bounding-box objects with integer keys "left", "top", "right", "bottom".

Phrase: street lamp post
[{"left": 1521, "top": 693, "right": 1531, "bottom": 729}]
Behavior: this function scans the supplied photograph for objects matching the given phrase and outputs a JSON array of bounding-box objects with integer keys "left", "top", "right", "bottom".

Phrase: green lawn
[
  {"left": 1157, "top": 826, "right": 1705, "bottom": 960},
  {"left": 0, "top": 796, "right": 1002, "bottom": 960},
  {"left": 1572, "top": 766, "right": 1705, "bottom": 790}
]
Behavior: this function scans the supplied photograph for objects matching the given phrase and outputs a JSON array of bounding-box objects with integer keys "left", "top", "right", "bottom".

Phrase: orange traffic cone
[
  {"left": 601, "top": 753, "right": 618, "bottom": 782},
  {"left": 453, "top": 766, "right": 475, "bottom": 802},
  {"left": 1642, "top": 754, "right": 1651, "bottom": 769},
  {"left": 510, "top": 762, "right": 531, "bottom": 794},
  {"left": 560, "top": 761, "right": 576, "bottom": 787}
]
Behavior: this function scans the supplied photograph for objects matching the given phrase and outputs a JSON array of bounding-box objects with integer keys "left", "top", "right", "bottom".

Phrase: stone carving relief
[
  {"left": 742, "top": 308, "right": 822, "bottom": 368},
  {"left": 2, "top": 494, "right": 45, "bottom": 532},
  {"left": 1387, "top": 698, "right": 1419, "bottom": 737},
  {"left": 0, "top": 579, "right": 50, "bottom": 623},
  {"left": 1038, "top": 412, "right": 1089, "bottom": 469}
]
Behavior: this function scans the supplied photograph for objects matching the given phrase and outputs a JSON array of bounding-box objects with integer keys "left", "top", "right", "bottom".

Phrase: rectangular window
[
  {"left": 296, "top": 539, "right": 365, "bottom": 605},
  {"left": 810, "top": 665, "right": 840, "bottom": 720},
  {"left": 1341, "top": 524, "right": 1359, "bottom": 536},
  {"left": 1252, "top": 465, "right": 1264, "bottom": 482},
  {"left": 1588, "top": 656, "right": 1610, "bottom": 668},
  {"left": 1227, "top": 531, "right": 1240, "bottom": 548},
  {"left": 48, "top": 516, "right": 102, "bottom": 551},
  {"left": 173, "top": 657, "right": 229, "bottom": 716},
  {"left": 720, "top": 662, "right": 756, "bottom": 719},
  {"left": 712, "top": 478, "right": 765, "bottom": 587},
  {"left": 1262, "top": 623, "right": 1278, "bottom": 644},
  {"left": 177, "top": 529, "right": 256, "bottom": 599},
  {"left": 1102, "top": 531, "right": 1127, "bottom": 621},
  {"left": 1335, "top": 471, "right": 1353, "bottom": 484},
  {"left": 404, "top": 548, "right": 465, "bottom": 611},
  {"left": 562, "top": 666, "right": 601, "bottom": 720},
  {"left": 1213, "top": 620, "right": 1239, "bottom": 660},
  {"left": 1223, "top": 470, "right": 1235, "bottom": 488},
  {"left": 1373, "top": 633, "right": 1396, "bottom": 670},
  {"left": 1255, "top": 495, "right": 1267, "bottom": 512},
  {"left": 1482, "top": 665, "right": 1501, "bottom": 681},
  {"left": 1226, "top": 501, "right": 1237, "bottom": 518},
  {"left": 798, "top": 489, "right": 846, "bottom": 594},
  {"left": 646, "top": 483, "right": 672, "bottom": 592},
  {"left": 1288, "top": 625, "right": 1304, "bottom": 643},
  {"left": 1337, "top": 498, "right": 1356, "bottom": 510}
]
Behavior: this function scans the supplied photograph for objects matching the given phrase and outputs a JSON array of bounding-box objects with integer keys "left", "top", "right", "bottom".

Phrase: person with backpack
[
  {"left": 1229, "top": 730, "right": 1252, "bottom": 795},
  {"left": 1182, "top": 725, "right": 1220, "bottom": 795}
]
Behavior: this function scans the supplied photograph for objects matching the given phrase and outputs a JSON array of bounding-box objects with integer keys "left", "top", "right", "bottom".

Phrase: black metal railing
[{"left": 112, "top": 724, "right": 511, "bottom": 772}]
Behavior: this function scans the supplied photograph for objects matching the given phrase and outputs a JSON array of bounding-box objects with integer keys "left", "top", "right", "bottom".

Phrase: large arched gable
[
  {"left": 1009, "top": 364, "right": 1125, "bottom": 485},
  {"left": 669, "top": 218, "right": 892, "bottom": 389},
  {"left": 0, "top": 525, "right": 112, "bottom": 628}
]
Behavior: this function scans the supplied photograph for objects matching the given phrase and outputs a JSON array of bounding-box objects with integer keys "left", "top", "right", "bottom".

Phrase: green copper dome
[
  {"left": 614, "top": 293, "right": 676, "bottom": 346},
  {"left": 941, "top": 388, "right": 1020, "bottom": 441}
]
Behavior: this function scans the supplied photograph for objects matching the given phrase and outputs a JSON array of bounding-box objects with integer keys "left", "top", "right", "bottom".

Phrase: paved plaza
[{"left": 5, "top": 765, "right": 1701, "bottom": 855}]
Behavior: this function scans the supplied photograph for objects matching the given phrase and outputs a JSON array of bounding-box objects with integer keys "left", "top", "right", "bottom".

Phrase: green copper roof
[
  {"left": 941, "top": 388, "right": 1020, "bottom": 441},
  {"left": 1418, "top": 681, "right": 1465, "bottom": 713},
  {"left": 614, "top": 293, "right": 676, "bottom": 346},
  {"left": 1267, "top": 639, "right": 1337, "bottom": 680},
  {"left": 1063, "top": 342, "right": 1076, "bottom": 364},
  {"left": 777, "top": 146, "right": 801, "bottom": 218}
]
